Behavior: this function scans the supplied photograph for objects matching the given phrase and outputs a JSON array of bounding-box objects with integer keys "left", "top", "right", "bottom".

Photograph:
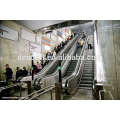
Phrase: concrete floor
[
  {"left": 29, "top": 88, "right": 95, "bottom": 100},
  {"left": 35, "top": 88, "right": 94, "bottom": 100},
  {"left": 63, "top": 89, "right": 94, "bottom": 100},
  {"left": 34, "top": 90, "right": 55, "bottom": 100},
  {"left": 11, "top": 87, "right": 94, "bottom": 100},
  {"left": 71, "top": 89, "right": 94, "bottom": 100}
]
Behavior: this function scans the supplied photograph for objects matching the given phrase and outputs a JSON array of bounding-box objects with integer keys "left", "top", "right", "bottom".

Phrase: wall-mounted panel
[
  {"left": 0, "top": 24, "right": 18, "bottom": 41},
  {"left": 30, "top": 42, "right": 42, "bottom": 59},
  {"left": 36, "top": 35, "right": 42, "bottom": 45},
  {"left": 30, "top": 42, "right": 41, "bottom": 53},
  {"left": 21, "top": 29, "right": 35, "bottom": 42}
]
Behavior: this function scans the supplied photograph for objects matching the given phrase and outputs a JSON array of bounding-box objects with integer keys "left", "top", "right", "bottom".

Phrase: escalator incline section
[{"left": 64, "top": 46, "right": 82, "bottom": 77}]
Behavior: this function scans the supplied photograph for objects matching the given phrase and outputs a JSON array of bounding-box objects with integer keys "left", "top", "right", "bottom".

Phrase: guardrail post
[
  {"left": 55, "top": 60, "right": 62, "bottom": 100},
  {"left": 55, "top": 83, "right": 62, "bottom": 100},
  {"left": 32, "top": 56, "right": 34, "bottom": 81},
  {"left": 94, "top": 84, "right": 104, "bottom": 100},
  {"left": 20, "top": 84, "right": 22, "bottom": 97},
  {"left": 50, "top": 90, "right": 53, "bottom": 100},
  {"left": 27, "top": 81, "right": 32, "bottom": 94},
  {"left": 58, "top": 60, "right": 62, "bottom": 85}
]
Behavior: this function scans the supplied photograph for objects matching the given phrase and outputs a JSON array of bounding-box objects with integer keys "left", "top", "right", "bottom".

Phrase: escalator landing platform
[
  {"left": 71, "top": 89, "right": 94, "bottom": 100},
  {"left": 63, "top": 89, "right": 94, "bottom": 100}
]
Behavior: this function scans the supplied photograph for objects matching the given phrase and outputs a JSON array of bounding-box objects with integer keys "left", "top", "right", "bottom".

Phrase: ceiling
[
  {"left": 71, "top": 21, "right": 94, "bottom": 30},
  {"left": 15, "top": 20, "right": 66, "bottom": 30},
  {"left": 70, "top": 21, "right": 94, "bottom": 35}
]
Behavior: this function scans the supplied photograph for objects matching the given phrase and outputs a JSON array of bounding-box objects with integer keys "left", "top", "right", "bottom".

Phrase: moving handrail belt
[
  {"left": 38, "top": 35, "right": 78, "bottom": 75},
  {"left": 45, "top": 35, "right": 79, "bottom": 76},
  {"left": 19, "top": 35, "right": 83, "bottom": 99},
  {"left": 20, "top": 40, "right": 80, "bottom": 99},
  {"left": 40, "top": 35, "right": 79, "bottom": 76},
  {"left": 63, "top": 40, "right": 87, "bottom": 94},
  {"left": 37, "top": 35, "right": 81, "bottom": 88},
  {"left": 20, "top": 85, "right": 55, "bottom": 100},
  {"left": 41, "top": 35, "right": 80, "bottom": 78},
  {"left": 20, "top": 35, "right": 79, "bottom": 83}
]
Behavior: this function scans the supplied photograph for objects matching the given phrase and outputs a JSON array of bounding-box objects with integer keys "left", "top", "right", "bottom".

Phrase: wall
[
  {"left": 37, "top": 27, "right": 72, "bottom": 57},
  {"left": 0, "top": 21, "right": 39, "bottom": 80},
  {"left": 96, "top": 20, "right": 120, "bottom": 99},
  {"left": 0, "top": 21, "right": 72, "bottom": 81}
]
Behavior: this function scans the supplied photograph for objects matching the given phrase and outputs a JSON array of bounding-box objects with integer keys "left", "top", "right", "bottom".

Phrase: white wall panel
[
  {"left": 0, "top": 24, "right": 18, "bottom": 41},
  {"left": 21, "top": 29, "right": 35, "bottom": 42}
]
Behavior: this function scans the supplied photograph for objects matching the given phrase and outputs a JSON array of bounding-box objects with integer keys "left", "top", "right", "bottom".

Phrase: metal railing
[
  {"left": 92, "top": 30, "right": 97, "bottom": 91},
  {"left": 20, "top": 85, "right": 55, "bottom": 100},
  {"left": 0, "top": 82, "right": 23, "bottom": 100},
  {"left": 99, "top": 89, "right": 114, "bottom": 100},
  {"left": 64, "top": 39, "right": 88, "bottom": 94},
  {"left": 37, "top": 35, "right": 78, "bottom": 75},
  {"left": 20, "top": 35, "right": 79, "bottom": 83},
  {"left": 33, "top": 35, "right": 80, "bottom": 90}
]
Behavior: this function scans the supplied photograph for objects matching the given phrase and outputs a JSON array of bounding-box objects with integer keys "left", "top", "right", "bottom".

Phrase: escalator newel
[
  {"left": 55, "top": 60, "right": 62, "bottom": 100},
  {"left": 32, "top": 56, "right": 34, "bottom": 81},
  {"left": 58, "top": 60, "right": 62, "bottom": 86}
]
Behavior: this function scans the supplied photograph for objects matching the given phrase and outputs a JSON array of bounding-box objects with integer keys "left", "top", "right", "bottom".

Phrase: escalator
[
  {"left": 33, "top": 34, "right": 80, "bottom": 90},
  {"left": 64, "top": 60, "right": 77, "bottom": 77},
  {"left": 63, "top": 34, "right": 95, "bottom": 99},
  {"left": 79, "top": 60, "right": 94, "bottom": 89},
  {"left": 79, "top": 37, "right": 94, "bottom": 90},
  {"left": 42, "top": 34, "right": 81, "bottom": 76},
  {"left": 38, "top": 34, "right": 79, "bottom": 76},
  {"left": 63, "top": 46, "right": 82, "bottom": 77},
  {"left": 19, "top": 35, "right": 78, "bottom": 83},
  {"left": 46, "top": 43, "right": 75, "bottom": 75},
  {"left": 62, "top": 41, "right": 87, "bottom": 95}
]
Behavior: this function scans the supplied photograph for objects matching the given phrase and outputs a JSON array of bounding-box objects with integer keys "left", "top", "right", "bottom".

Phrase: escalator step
[
  {"left": 82, "top": 76, "right": 93, "bottom": 79},
  {"left": 85, "top": 60, "right": 94, "bottom": 61},
  {"left": 65, "top": 71, "right": 73, "bottom": 74},
  {"left": 67, "top": 66, "right": 76, "bottom": 70},
  {"left": 84, "top": 62, "right": 93, "bottom": 64},
  {"left": 85, "top": 61, "right": 94, "bottom": 63},
  {"left": 80, "top": 81, "right": 93, "bottom": 84},
  {"left": 83, "top": 69, "right": 93, "bottom": 71},
  {"left": 84, "top": 64, "right": 93, "bottom": 66},
  {"left": 63, "top": 44, "right": 82, "bottom": 78},
  {"left": 86, "top": 60, "right": 94, "bottom": 62},
  {"left": 84, "top": 63, "right": 93, "bottom": 65},
  {"left": 82, "top": 72, "right": 93, "bottom": 74},
  {"left": 84, "top": 64, "right": 93, "bottom": 67},
  {"left": 82, "top": 74, "right": 94, "bottom": 77},
  {"left": 79, "top": 84, "right": 92, "bottom": 87},
  {"left": 83, "top": 68, "right": 93, "bottom": 70},
  {"left": 79, "top": 87, "right": 92, "bottom": 90},
  {"left": 81, "top": 78, "right": 93, "bottom": 81}
]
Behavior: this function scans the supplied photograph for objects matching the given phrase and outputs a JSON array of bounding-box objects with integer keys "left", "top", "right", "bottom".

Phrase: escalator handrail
[
  {"left": 37, "top": 34, "right": 78, "bottom": 75},
  {"left": 45, "top": 35, "right": 79, "bottom": 76},
  {"left": 20, "top": 35, "right": 78, "bottom": 82},
  {"left": 64, "top": 40, "right": 87, "bottom": 92},
  {"left": 33, "top": 35, "right": 81, "bottom": 90},
  {"left": 93, "top": 29, "right": 97, "bottom": 90},
  {"left": 38, "top": 37, "right": 79, "bottom": 80}
]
